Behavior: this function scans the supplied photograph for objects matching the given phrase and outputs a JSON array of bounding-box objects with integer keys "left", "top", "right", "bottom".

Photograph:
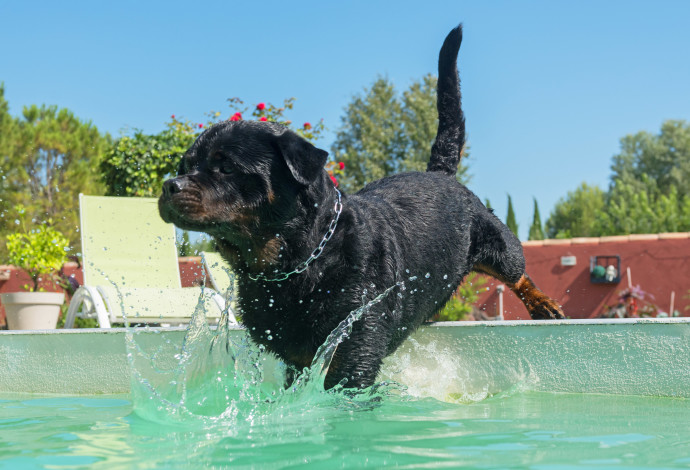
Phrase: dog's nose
[{"left": 162, "top": 177, "right": 187, "bottom": 197}]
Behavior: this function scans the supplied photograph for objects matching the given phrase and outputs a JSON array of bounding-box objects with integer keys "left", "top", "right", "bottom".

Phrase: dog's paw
[{"left": 528, "top": 299, "right": 565, "bottom": 320}]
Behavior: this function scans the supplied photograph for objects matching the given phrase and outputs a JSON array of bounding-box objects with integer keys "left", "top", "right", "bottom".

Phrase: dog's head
[{"left": 158, "top": 120, "right": 328, "bottom": 243}]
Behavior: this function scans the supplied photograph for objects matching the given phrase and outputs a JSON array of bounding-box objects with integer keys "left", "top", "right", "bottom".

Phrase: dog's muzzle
[{"left": 162, "top": 177, "right": 191, "bottom": 197}]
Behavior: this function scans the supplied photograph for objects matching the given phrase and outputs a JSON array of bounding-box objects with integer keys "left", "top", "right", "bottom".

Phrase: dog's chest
[{"left": 237, "top": 280, "right": 349, "bottom": 364}]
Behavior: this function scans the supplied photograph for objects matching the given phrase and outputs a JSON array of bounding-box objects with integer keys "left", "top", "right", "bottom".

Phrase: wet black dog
[{"left": 159, "top": 25, "right": 564, "bottom": 389}]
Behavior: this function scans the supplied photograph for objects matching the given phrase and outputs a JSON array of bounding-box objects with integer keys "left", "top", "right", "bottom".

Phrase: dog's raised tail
[{"left": 427, "top": 25, "right": 466, "bottom": 175}]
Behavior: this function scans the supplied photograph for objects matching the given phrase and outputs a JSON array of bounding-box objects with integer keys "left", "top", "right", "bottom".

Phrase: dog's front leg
[{"left": 322, "top": 327, "right": 389, "bottom": 390}]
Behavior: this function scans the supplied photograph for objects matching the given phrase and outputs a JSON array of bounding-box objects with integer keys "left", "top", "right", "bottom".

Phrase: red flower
[
  {"left": 198, "top": 123, "right": 203, "bottom": 128},
  {"left": 259, "top": 116, "right": 268, "bottom": 121},
  {"left": 303, "top": 122, "right": 312, "bottom": 130},
  {"left": 230, "top": 112, "right": 242, "bottom": 122},
  {"left": 171, "top": 114, "right": 175, "bottom": 119},
  {"left": 256, "top": 103, "right": 266, "bottom": 111},
  {"left": 330, "top": 175, "right": 338, "bottom": 186},
  {"left": 338, "top": 162, "right": 345, "bottom": 170}
]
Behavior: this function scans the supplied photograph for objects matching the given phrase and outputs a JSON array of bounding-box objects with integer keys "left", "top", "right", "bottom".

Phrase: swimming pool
[
  {"left": 1, "top": 390, "right": 689, "bottom": 469},
  {"left": 1, "top": 319, "right": 689, "bottom": 468}
]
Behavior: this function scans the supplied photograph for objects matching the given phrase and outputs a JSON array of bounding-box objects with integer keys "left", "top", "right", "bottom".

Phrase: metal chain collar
[{"left": 248, "top": 188, "right": 343, "bottom": 282}]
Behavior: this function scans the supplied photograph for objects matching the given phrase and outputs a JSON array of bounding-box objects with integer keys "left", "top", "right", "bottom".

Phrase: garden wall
[
  {"left": 476, "top": 233, "right": 690, "bottom": 320},
  {"left": 2, "top": 234, "right": 689, "bottom": 326}
]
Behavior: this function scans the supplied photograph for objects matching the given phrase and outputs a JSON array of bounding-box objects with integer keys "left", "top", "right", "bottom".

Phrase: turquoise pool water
[
  {"left": 2, "top": 296, "right": 689, "bottom": 469},
  {"left": 1, "top": 391, "right": 689, "bottom": 469}
]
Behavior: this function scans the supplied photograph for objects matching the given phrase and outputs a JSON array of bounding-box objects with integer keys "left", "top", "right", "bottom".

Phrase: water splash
[{"left": 124, "top": 281, "right": 405, "bottom": 426}]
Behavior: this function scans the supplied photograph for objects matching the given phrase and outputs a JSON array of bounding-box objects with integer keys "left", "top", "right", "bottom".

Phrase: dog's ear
[{"left": 276, "top": 130, "right": 328, "bottom": 185}]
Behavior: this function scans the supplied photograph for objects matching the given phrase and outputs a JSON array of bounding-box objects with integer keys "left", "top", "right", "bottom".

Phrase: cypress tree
[
  {"left": 528, "top": 197, "right": 545, "bottom": 240},
  {"left": 506, "top": 195, "right": 519, "bottom": 237}
]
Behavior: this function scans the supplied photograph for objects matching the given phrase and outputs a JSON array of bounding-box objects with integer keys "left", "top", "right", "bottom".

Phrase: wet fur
[{"left": 159, "top": 25, "right": 564, "bottom": 389}]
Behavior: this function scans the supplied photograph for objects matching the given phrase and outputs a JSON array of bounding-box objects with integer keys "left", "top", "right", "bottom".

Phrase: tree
[
  {"left": 594, "top": 177, "right": 690, "bottom": 235},
  {"left": 611, "top": 120, "right": 690, "bottom": 200},
  {"left": 506, "top": 195, "right": 518, "bottom": 237},
  {"left": 545, "top": 120, "right": 690, "bottom": 238},
  {"left": 0, "top": 89, "right": 109, "bottom": 257},
  {"left": 528, "top": 197, "right": 544, "bottom": 241},
  {"left": 332, "top": 75, "right": 470, "bottom": 193},
  {"left": 0, "top": 84, "right": 18, "bottom": 240},
  {"left": 545, "top": 183, "right": 606, "bottom": 238}
]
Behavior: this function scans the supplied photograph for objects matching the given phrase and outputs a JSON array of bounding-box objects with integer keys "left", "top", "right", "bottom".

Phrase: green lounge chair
[
  {"left": 64, "top": 195, "right": 237, "bottom": 328},
  {"left": 201, "top": 251, "right": 238, "bottom": 314},
  {"left": 201, "top": 251, "right": 234, "bottom": 296}
]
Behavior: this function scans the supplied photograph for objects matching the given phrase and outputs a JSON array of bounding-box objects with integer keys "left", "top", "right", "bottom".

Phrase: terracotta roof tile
[{"left": 522, "top": 232, "right": 690, "bottom": 247}]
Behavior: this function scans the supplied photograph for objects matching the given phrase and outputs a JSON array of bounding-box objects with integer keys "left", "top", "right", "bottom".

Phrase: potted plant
[{"left": 1, "top": 207, "right": 70, "bottom": 329}]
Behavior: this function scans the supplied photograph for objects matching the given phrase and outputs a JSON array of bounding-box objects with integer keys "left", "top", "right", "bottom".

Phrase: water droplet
[
  {"left": 425, "top": 273, "right": 431, "bottom": 279},
  {"left": 409, "top": 276, "right": 417, "bottom": 281},
  {"left": 443, "top": 274, "right": 448, "bottom": 280}
]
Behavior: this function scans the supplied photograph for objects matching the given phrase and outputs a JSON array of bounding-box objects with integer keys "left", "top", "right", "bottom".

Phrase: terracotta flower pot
[{"left": 1, "top": 292, "right": 65, "bottom": 330}]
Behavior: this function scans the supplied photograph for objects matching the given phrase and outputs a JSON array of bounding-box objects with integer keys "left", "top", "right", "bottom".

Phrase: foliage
[
  {"left": 218, "top": 97, "right": 326, "bottom": 142},
  {"left": 611, "top": 120, "right": 690, "bottom": 201},
  {"left": 600, "top": 284, "right": 674, "bottom": 318},
  {"left": 435, "top": 273, "right": 488, "bottom": 321},
  {"left": 546, "top": 120, "right": 690, "bottom": 238},
  {"left": 100, "top": 118, "right": 196, "bottom": 197},
  {"left": 505, "top": 195, "right": 518, "bottom": 237},
  {"left": 594, "top": 177, "right": 690, "bottom": 235},
  {"left": 0, "top": 84, "right": 16, "bottom": 246},
  {"left": 5, "top": 206, "right": 70, "bottom": 292},
  {"left": 101, "top": 97, "right": 331, "bottom": 198},
  {"left": 528, "top": 197, "right": 544, "bottom": 241},
  {"left": 100, "top": 97, "right": 340, "bottom": 255},
  {"left": 331, "top": 75, "right": 471, "bottom": 193},
  {"left": 177, "top": 232, "right": 216, "bottom": 257},
  {"left": 0, "top": 87, "right": 109, "bottom": 256},
  {"left": 545, "top": 183, "right": 606, "bottom": 238}
]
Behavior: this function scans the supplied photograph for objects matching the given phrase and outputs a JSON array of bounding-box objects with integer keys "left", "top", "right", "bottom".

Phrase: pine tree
[
  {"left": 332, "top": 75, "right": 471, "bottom": 192},
  {"left": 506, "top": 195, "right": 519, "bottom": 237},
  {"left": 528, "top": 197, "right": 545, "bottom": 240}
]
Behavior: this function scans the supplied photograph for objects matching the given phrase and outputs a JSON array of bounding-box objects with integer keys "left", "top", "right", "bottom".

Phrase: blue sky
[{"left": 2, "top": 1, "right": 689, "bottom": 240}]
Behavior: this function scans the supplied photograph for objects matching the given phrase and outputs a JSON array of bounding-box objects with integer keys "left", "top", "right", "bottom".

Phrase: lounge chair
[
  {"left": 201, "top": 251, "right": 239, "bottom": 315},
  {"left": 201, "top": 251, "right": 234, "bottom": 297},
  {"left": 64, "top": 195, "right": 237, "bottom": 328}
]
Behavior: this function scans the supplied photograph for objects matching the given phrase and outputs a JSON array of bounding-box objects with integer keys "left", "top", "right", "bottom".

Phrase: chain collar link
[{"left": 248, "top": 188, "right": 343, "bottom": 282}]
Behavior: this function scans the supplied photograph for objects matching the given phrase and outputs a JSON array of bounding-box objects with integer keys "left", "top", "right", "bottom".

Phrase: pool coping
[
  {"left": 2, "top": 319, "right": 689, "bottom": 397},
  {"left": 2, "top": 317, "right": 688, "bottom": 336}
]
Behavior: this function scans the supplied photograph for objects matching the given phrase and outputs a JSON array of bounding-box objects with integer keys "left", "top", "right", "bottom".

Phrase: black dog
[{"left": 159, "top": 25, "right": 564, "bottom": 389}]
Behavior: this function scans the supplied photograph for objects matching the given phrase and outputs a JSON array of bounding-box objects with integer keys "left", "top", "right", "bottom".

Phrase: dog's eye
[{"left": 219, "top": 166, "right": 233, "bottom": 175}]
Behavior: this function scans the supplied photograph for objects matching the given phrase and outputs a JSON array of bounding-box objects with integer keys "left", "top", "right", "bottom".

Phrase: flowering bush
[
  {"left": 601, "top": 284, "right": 669, "bottom": 318},
  {"left": 101, "top": 97, "right": 345, "bottom": 199},
  {"left": 209, "top": 97, "right": 345, "bottom": 186}
]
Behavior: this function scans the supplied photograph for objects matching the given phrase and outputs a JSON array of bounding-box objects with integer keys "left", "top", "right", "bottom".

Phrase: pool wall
[{"left": 1, "top": 319, "right": 688, "bottom": 397}]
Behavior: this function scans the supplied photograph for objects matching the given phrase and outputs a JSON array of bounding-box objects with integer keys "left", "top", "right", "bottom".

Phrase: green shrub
[
  {"left": 435, "top": 272, "right": 488, "bottom": 321},
  {"left": 5, "top": 206, "right": 70, "bottom": 292}
]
